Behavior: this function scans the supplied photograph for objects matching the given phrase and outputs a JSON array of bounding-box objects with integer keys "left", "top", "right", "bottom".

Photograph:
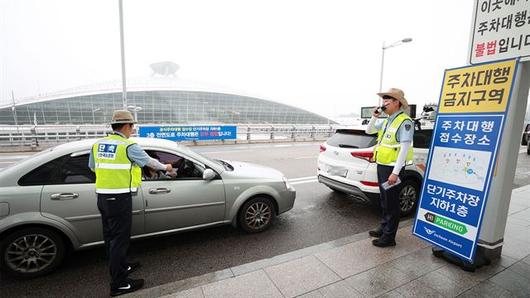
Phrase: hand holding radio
[{"left": 372, "top": 105, "right": 387, "bottom": 117}]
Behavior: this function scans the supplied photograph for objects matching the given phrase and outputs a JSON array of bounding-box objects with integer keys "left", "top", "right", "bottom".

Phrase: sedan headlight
[{"left": 282, "top": 176, "right": 293, "bottom": 190}]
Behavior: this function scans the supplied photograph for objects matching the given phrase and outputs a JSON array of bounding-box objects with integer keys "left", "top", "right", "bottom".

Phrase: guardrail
[{"left": 0, "top": 124, "right": 338, "bottom": 151}]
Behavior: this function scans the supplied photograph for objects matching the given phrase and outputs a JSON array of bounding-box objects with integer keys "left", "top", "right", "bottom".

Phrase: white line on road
[
  {"left": 289, "top": 176, "right": 316, "bottom": 182},
  {"left": 0, "top": 155, "right": 31, "bottom": 160},
  {"left": 201, "top": 150, "right": 255, "bottom": 154},
  {"left": 290, "top": 179, "right": 318, "bottom": 185}
]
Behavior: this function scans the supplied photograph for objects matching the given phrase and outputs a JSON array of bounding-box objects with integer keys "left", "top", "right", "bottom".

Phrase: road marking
[
  {"left": 0, "top": 155, "right": 31, "bottom": 160},
  {"left": 290, "top": 179, "right": 318, "bottom": 185},
  {"left": 201, "top": 150, "right": 254, "bottom": 154},
  {"left": 289, "top": 176, "right": 316, "bottom": 182}
]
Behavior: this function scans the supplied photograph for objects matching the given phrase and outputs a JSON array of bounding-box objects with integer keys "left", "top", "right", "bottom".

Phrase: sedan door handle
[
  {"left": 149, "top": 188, "right": 171, "bottom": 194},
  {"left": 50, "top": 193, "right": 79, "bottom": 200}
]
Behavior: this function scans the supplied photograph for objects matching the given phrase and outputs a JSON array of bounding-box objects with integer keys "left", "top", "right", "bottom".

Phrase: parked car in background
[
  {"left": 317, "top": 121, "right": 433, "bottom": 216},
  {"left": 0, "top": 138, "right": 296, "bottom": 278}
]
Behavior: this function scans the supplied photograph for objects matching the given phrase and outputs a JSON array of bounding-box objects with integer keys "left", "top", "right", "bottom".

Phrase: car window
[
  {"left": 413, "top": 129, "right": 433, "bottom": 149},
  {"left": 59, "top": 154, "right": 95, "bottom": 184},
  {"left": 144, "top": 150, "right": 204, "bottom": 181},
  {"left": 327, "top": 130, "right": 377, "bottom": 148},
  {"left": 18, "top": 155, "right": 65, "bottom": 186}
]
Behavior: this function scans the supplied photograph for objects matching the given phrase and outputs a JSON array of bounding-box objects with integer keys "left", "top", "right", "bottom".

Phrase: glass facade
[{"left": 0, "top": 90, "right": 333, "bottom": 125}]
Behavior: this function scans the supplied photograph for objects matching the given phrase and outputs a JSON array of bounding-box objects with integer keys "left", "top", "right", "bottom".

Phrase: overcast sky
[{"left": 0, "top": 0, "right": 475, "bottom": 118}]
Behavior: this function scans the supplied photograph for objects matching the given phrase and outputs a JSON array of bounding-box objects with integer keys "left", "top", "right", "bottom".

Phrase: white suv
[{"left": 317, "top": 123, "right": 433, "bottom": 216}]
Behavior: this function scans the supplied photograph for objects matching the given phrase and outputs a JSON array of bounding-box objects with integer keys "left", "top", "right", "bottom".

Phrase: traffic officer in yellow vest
[
  {"left": 365, "top": 88, "right": 414, "bottom": 247},
  {"left": 88, "top": 110, "right": 174, "bottom": 296}
]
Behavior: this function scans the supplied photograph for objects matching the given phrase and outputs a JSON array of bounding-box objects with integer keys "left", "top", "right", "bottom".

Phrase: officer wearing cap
[
  {"left": 88, "top": 110, "right": 173, "bottom": 296},
  {"left": 365, "top": 88, "right": 414, "bottom": 247}
]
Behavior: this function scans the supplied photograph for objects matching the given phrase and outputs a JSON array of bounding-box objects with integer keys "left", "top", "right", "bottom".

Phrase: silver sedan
[{"left": 0, "top": 138, "right": 296, "bottom": 278}]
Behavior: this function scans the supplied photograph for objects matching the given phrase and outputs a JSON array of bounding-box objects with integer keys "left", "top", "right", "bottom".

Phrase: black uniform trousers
[
  {"left": 376, "top": 164, "right": 404, "bottom": 241},
  {"left": 97, "top": 192, "right": 132, "bottom": 289}
]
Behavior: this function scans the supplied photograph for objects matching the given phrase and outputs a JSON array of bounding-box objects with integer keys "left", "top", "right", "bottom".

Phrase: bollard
[
  {"left": 270, "top": 126, "right": 274, "bottom": 141},
  {"left": 246, "top": 125, "right": 251, "bottom": 142},
  {"left": 30, "top": 126, "right": 38, "bottom": 149}
]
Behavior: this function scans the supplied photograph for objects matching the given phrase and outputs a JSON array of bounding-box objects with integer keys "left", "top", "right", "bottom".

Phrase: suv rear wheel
[{"left": 399, "top": 179, "right": 419, "bottom": 216}]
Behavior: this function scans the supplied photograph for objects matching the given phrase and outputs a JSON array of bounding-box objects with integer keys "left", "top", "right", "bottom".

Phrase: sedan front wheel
[
  {"left": 0, "top": 227, "right": 65, "bottom": 278},
  {"left": 238, "top": 197, "right": 276, "bottom": 233}
]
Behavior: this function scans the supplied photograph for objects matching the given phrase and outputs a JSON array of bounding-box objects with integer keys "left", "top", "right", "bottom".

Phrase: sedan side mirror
[{"left": 203, "top": 168, "right": 216, "bottom": 181}]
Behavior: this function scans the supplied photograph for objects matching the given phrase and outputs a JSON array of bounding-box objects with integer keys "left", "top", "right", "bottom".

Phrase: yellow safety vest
[
  {"left": 93, "top": 134, "right": 142, "bottom": 194},
  {"left": 374, "top": 112, "right": 414, "bottom": 166}
]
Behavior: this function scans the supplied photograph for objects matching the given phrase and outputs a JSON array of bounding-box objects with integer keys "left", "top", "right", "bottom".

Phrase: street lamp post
[
  {"left": 11, "top": 90, "right": 19, "bottom": 132},
  {"left": 127, "top": 105, "right": 143, "bottom": 122},
  {"left": 119, "top": 0, "right": 127, "bottom": 109},
  {"left": 92, "top": 108, "right": 102, "bottom": 124},
  {"left": 379, "top": 37, "right": 413, "bottom": 103}
]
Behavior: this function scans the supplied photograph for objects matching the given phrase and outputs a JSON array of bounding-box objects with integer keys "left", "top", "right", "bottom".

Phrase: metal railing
[{"left": 0, "top": 124, "right": 338, "bottom": 151}]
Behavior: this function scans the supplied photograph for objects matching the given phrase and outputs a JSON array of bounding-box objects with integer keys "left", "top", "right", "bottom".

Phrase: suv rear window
[
  {"left": 327, "top": 129, "right": 377, "bottom": 149},
  {"left": 413, "top": 129, "right": 433, "bottom": 149}
]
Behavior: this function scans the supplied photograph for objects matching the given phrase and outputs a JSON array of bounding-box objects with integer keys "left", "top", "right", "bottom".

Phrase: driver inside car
[{"left": 143, "top": 152, "right": 178, "bottom": 180}]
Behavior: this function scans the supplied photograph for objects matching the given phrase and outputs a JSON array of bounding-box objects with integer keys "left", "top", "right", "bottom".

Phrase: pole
[
  {"left": 379, "top": 42, "right": 386, "bottom": 106},
  {"left": 119, "top": 0, "right": 127, "bottom": 109},
  {"left": 478, "top": 61, "right": 530, "bottom": 260},
  {"left": 11, "top": 90, "right": 18, "bottom": 131},
  {"left": 379, "top": 42, "right": 385, "bottom": 93}
]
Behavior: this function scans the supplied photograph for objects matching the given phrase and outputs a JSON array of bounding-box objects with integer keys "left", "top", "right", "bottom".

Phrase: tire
[
  {"left": 399, "top": 179, "right": 420, "bottom": 217},
  {"left": 238, "top": 197, "right": 276, "bottom": 233},
  {"left": 0, "top": 227, "right": 65, "bottom": 279},
  {"left": 527, "top": 146, "right": 530, "bottom": 155}
]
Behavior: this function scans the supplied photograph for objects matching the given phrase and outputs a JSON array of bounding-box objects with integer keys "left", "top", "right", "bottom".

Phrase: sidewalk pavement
[{"left": 127, "top": 185, "right": 530, "bottom": 298}]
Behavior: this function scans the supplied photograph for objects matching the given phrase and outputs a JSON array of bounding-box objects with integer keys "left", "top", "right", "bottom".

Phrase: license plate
[{"left": 328, "top": 166, "right": 348, "bottom": 178}]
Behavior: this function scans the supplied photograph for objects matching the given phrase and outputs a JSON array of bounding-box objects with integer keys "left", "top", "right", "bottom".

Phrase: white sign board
[{"left": 470, "top": 0, "right": 530, "bottom": 64}]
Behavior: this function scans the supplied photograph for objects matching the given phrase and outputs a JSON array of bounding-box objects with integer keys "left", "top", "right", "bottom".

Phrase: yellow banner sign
[{"left": 439, "top": 59, "right": 517, "bottom": 113}]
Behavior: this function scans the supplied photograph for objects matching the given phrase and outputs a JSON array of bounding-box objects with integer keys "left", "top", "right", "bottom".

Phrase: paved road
[{"left": 1, "top": 143, "right": 530, "bottom": 297}]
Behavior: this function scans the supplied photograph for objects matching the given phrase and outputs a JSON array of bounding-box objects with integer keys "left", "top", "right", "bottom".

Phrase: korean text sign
[
  {"left": 413, "top": 59, "right": 518, "bottom": 262},
  {"left": 470, "top": 0, "right": 530, "bottom": 63},
  {"left": 138, "top": 125, "right": 237, "bottom": 141}
]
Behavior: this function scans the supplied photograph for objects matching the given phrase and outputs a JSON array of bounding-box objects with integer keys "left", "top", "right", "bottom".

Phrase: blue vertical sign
[{"left": 413, "top": 59, "right": 518, "bottom": 262}]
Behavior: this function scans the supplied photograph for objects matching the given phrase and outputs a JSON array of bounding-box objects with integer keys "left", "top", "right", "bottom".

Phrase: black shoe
[
  {"left": 372, "top": 238, "right": 396, "bottom": 247},
  {"left": 126, "top": 262, "right": 141, "bottom": 275},
  {"left": 368, "top": 228, "right": 383, "bottom": 238},
  {"left": 110, "top": 278, "right": 144, "bottom": 296}
]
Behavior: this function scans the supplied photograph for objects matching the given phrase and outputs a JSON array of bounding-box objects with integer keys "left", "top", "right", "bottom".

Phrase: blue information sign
[
  {"left": 138, "top": 125, "right": 237, "bottom": 141},
  {"left": 412, "top": 59, "right": 518, "bottom": 262}
]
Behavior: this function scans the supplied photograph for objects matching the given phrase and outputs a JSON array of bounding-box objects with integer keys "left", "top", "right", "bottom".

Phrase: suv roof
[{"left": 327, "top": 123, "right": 434, "bottom": 150}]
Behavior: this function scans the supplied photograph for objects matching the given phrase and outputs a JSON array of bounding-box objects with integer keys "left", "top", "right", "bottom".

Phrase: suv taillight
[
  {"left": 350, "top": 151, "right": 374, "bottom": 162},
  {"left": 320, "top": 145, "right": 326, "bottom": 153}
]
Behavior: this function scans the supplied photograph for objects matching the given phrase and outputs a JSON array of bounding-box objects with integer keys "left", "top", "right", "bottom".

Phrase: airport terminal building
[{"left": 0, "top": 76, "right": 333, "bottom": 125}]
